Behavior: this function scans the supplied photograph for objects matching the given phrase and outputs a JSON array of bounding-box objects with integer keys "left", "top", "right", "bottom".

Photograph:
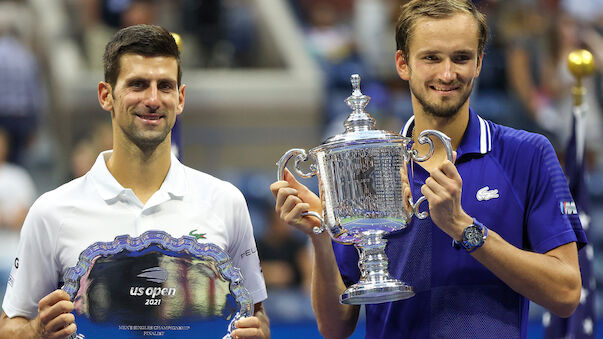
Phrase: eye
[
  {"left": 452, "top": 54, "right": 472, "bottom": 63},
  {"left": 129, "top": 80, "right": 146, "bottom": 89},
  {"left": 159, "top": 81, "right": 175, "bottom": 91},
  {"left": 424, "top": 55, "right": 439, "bottom": 62}
]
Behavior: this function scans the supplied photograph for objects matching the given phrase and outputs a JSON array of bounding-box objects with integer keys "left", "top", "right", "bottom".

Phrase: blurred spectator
[
  {"left": 296, "top": 0, "right": 368, "bottom": 136},
  {"left": 0, "top": 2, "right": 45, "bottom": 165},
  {"left": 76, "top": 0, "right": 159, "bottom": 68},
  {"left": 500, "top": 1, "right": 603, "bottom": 167},
  {"left": 180, "top": 0, "right": 258, "bottom": 68},
  {"left": 256, "top": 206, "right": 312, "bottom": 294},
  {"left": 0, "top": 127, "right": 36, "bottom": 232},
  {"left": 68, "top": 122, "right": 112, "bottom": 180},
  {"left": 467, "top": 0, "right": 525, "bottom": 128}
]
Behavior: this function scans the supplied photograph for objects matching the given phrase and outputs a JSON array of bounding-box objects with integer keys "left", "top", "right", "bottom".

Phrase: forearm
[
  {"left": 0, "top": 313, "right": 39, "bottom": 339},
  {"left": 310, "top": 234, "right": 360, "bottom": 339},
  {"left": 471, "top": 230, "right": 581, "bottom": 317}
]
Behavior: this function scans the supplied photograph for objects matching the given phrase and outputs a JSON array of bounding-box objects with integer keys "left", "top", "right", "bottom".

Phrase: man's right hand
[
  {"left": 270, "top": 168, "right": 322, "bottom": 236},
  {"left": 31, "top": 289, "right": 76, "bottom": 339}
]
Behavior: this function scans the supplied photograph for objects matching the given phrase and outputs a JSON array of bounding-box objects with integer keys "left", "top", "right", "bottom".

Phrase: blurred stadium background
[{"left": 0, "top": 0, "right": 602, "bottom": 337}]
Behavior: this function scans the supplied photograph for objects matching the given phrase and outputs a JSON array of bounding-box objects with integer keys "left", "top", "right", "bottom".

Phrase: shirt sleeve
[
  {"left": 224, "top": 186, "right": 267, "bottom": 304},
  {"left": 523, "top": 135, "right": 586, "bottom": 253},
  {"left": 2, "top": 195, "right": 60, "bottom": 319}
]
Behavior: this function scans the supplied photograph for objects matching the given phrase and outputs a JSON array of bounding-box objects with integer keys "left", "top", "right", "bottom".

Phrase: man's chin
[{"left": 129, "top": 134, "right": 168, "bottom": 151}]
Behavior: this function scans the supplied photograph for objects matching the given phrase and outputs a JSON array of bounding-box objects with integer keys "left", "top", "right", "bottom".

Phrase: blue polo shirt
[{"left": 332, "top": 109, "right": 586, "bottom": 339}]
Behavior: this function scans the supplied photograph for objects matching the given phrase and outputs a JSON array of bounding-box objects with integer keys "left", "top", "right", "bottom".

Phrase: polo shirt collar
[
  {"left": 401, "top": 108, "right": 492, "bottom": 158},
  {"left": 89, "top": 150, "right": 186, "bottom": 202}
]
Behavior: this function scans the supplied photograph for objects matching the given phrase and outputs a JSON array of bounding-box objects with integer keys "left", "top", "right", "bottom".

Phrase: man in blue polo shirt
[{"left": 270, "top": 0, "right": 586, "bottom": 338}]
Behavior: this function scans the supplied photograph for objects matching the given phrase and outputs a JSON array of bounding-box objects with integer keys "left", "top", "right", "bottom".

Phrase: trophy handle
[
  {"left": 409, "top": 130, "right": 453, "bottom": 219},
  {"left": 410, "top": 130, "right": 453, "bottom": 163},
  {"left": 277, "top": 148, "right": 318, "bottom": 180},
  {"left": 276, "top": 149, "right": 325, "bottom": 234}
]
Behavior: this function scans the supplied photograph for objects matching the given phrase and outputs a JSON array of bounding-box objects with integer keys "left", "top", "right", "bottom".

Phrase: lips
[
  {"left": 431, "top": 85, "right": 459, "bottom": 92},
  {"left": 137, "top": 114, "right": 162, "bottom": 120},
  {"left": 136, "top": 113, "right": 164, "bottom": 122}
]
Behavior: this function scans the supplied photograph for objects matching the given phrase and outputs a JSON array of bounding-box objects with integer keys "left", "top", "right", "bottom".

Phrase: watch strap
[{"left": 452, "top": 218, "right": 488, "bottom": 253}]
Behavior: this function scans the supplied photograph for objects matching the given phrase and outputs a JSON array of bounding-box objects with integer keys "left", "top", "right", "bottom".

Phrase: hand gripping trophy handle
[
  {"left": 276, "top": 149, "right": 326, "bottom": 234},
  {"left": 409, "top": 130, "right": 454, "bottom": 219}
]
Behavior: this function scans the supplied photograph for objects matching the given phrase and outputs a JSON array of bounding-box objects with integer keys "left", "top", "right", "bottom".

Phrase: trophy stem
[{"left": 340, "top": 230, "right": 414, "bottom": 305}]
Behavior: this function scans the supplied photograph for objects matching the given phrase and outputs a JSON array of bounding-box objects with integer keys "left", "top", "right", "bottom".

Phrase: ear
[
  {"left": 98, "top": 81, "right": 113, "bottom": 112},
  {"left": 475, "top": 52, "right": 484, "bottom": 78},
  {"left": 176, "top": 84, "right": 186, "bottom": 116},
  {"left": 395, "top": 50, "right": 410, "bottom": 81}
]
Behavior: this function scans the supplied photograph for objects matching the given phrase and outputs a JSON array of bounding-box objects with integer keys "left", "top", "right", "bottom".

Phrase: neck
[
  {"left": 411, "top": 100, "right": 470, "bottom": 170},
  {"left": 106, "top": 138, "right": 172, "bottom": 204}
]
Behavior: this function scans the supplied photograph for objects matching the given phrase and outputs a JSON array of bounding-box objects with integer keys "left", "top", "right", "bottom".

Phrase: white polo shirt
[{"left": 2, "top": 151, "right": 267, "bottom": 319}]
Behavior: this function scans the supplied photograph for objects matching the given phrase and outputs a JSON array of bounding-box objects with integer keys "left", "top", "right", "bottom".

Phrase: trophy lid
[{"left": 313, "top": 74, "right": 406, "bottom": 153}]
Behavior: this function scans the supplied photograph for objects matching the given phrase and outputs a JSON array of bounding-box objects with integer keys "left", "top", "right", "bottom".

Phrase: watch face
[{"left": 463, "top": 226, "right": 483, "bottom": 246}]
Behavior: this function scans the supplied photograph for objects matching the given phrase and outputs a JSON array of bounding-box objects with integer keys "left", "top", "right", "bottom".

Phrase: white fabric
[
  {"left": 0, "top": 163, "right": 36, "bottom": 227},
  {"left": 2, "top": 151, "right": 267, "bottom": 318}
]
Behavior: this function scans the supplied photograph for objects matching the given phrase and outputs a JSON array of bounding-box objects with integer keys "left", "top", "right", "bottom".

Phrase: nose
[
  {"left": 144, "top": 85, "right": 160, "bottom": 112},
  {"left": 439, "top": 59, "right": 455, "bottom": 83}
]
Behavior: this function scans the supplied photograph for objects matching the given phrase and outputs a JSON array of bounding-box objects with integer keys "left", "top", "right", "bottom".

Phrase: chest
[
  {"left": 55, "top": 198, "right": 230, "bottom": 275},
  {"left": 409, "top": 157, "right": 525, "bottom": 244}
]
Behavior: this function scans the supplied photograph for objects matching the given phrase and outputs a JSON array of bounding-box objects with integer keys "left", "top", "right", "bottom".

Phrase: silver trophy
[{"left": 277, "top": 74, "right": 453, "bottom": 305}]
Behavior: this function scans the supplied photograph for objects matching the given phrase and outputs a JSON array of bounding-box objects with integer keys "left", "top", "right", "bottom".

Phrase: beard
[
  {"left": 410, "top": 79, "right": 474, "bottom": 119},
  {"left": 120, "top": 121, "right": 171, "bottom": 153}
]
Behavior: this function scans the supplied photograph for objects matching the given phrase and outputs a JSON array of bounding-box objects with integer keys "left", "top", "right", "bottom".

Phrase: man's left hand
[
  {"left": 231, "top": 303, "right": 270, "bottom": 339},
  {"left": 421, "top": 159, "right": 473, "bottom": 240}
]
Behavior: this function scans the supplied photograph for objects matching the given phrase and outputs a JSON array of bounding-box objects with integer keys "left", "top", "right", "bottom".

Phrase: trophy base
[{"left": 339, "top": 279, "right": 414, "bottom": 305}]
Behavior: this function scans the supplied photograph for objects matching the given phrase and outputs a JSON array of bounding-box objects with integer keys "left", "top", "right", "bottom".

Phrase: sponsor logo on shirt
[
  {"left": 189, "top": 229, "right": 206, "bottom": 240},
  {"left": 14, "top": 257, "right": 18, "bottom": 269},
  {"left": 560, "top": 201, "right": 578, "bottom": 215},
  {"left": 476, "top": 186, "right": 499, "bottom": 201},
  {"left": 7, "top": 274, "right": 14, "bottom": 287},
  {"left": 240, "top": 247, "right": 257, "bottom": 259}
]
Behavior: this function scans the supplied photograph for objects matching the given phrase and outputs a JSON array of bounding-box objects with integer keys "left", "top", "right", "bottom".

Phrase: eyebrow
[
  {"left": 125, "top": 77, "right": 177, "bottom": 84},
  {"left": 418, "top": 49, "right": 475, "bottom": 55}
]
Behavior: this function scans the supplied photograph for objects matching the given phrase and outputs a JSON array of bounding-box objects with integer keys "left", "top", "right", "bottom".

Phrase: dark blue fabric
[{"left": 332, "top": 109, "right": 586, "bottom": 339}]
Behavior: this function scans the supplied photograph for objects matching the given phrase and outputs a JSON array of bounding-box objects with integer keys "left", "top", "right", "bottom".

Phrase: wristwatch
[{"left": 452, "top": 218, "right": 488, "bottom": 253}]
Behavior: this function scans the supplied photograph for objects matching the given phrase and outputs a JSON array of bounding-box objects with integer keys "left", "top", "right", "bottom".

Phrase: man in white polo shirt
[{"left": 0, "top": 24, "right": 269, "bottom": 339}]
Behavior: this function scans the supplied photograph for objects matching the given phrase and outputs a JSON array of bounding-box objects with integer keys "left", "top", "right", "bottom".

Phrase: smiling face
[
  {"left": 396, "top": 13, "right": 482, "bottom": 119},
  {"left": 98, "top": 53, "right": 185, "bottom": 152}
]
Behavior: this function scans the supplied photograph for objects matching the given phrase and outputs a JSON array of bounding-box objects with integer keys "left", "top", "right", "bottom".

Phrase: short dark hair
[
  {"left": 395, "top": 0, "right": 488, "bottom": 59},
  {"left": 103, "top": 24, "right": 181, "bottom": 88}
]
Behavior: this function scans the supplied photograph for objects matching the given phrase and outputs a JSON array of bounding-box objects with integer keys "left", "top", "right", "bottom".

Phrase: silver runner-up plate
[{"left": 62, "top": 230, "right": 253, "bottom": 339}]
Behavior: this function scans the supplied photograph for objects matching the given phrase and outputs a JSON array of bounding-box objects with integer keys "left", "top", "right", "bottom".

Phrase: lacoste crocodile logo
[
  {"left": 189, "top": 229, "right": 206, "bottom": 240},
  {"left": 476, "top": 186, "right": 499, "bottom": 201}
]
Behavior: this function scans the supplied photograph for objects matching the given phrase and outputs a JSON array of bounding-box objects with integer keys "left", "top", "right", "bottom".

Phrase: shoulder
[
  {"left": 29, "top": 176, "right": 88, "bottom": 216},
  {"left": 490, "top": 123, "right": 556, "bottom": 160},
  {"left": 181, "top": 165, "right": 246, "bottom": 202}
]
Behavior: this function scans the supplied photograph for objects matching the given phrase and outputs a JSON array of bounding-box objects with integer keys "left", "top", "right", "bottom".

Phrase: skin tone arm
[
  {"left": 422, "top": 159, "right": 581, "bottom": 317},
  {"left": 0, "top": 290, "right": 76, "bottom": 339},
  {"left": 232, "top": 302, "right": 270, "bottom": 339},
  {"left": 270, "top": 169, "right": 360, "bottom": 339}
]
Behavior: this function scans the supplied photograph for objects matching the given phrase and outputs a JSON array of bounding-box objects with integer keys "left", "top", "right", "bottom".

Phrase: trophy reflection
[{"left": 277, "top": 74, "right": 453, "bottom": 304}]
